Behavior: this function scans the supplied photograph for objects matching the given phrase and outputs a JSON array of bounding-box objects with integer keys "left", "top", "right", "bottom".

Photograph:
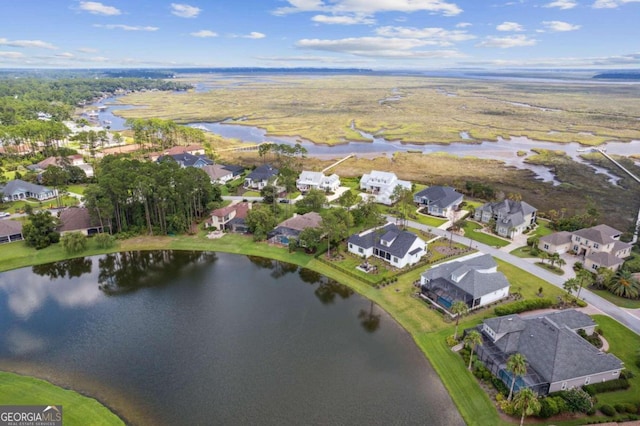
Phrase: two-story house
[
  {"left": 413, "top": 186, "right": 463, "bottom": 218},
  {"left": 474, "top": 199, "right": 537, "bottom": 239},
  {"left": 206, "top": 202, "right": 252, "bottom": 232},
  {"left": 296, "top": 171, "right": 341, "bottom": 193},
  {"left": 359, "top": 170, "right": 411, "bottom": 205},
  {"left": 539, "top": 224, "right": 632, "bottom": 272},
  {"left": 347, "top": 223, "right": 426, "bottom": 268},
  {"left": 244, "top": 164, "right": 279, "bottom": 190}
]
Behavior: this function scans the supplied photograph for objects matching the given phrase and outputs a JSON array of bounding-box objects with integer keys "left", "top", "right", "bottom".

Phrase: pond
[{"left": 0, "top": 251, "right": 463, "bottom": 426}]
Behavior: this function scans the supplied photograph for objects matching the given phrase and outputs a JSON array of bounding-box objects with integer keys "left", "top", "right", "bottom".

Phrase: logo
[{"left": 0, "top": 405, "right": 62, "bottom": 426}]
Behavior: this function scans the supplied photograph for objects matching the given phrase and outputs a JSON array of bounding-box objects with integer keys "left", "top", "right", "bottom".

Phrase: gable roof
[
  {"left": 1, "top": 179, "right": 53, "bottom": 197},
  {"left": 574, "top": 224, "right": 622, "bottom": 245},
  {"left": 362, "top": 170, "right": 398, "bottom": 184},
  {"left": 158, "top": 153, "right": 213, "bottom": 167},
  {"left": 276, "top": 212, "right": 322, "bottom": 232},
  {"left": 298, "top": 171, "right": 324, "bottom": 186},
  {"left": 58, "top": 208, "right": 99, "bottom": 232},
  {"left": 202, "top": 164, "right": 234, "bottom": 181},
  {"left": 348, "top": 223, "right": 422, "bottom": 259},
  {"left": 211, "top": 202, "right": 251, "bottom": 219},
  {"left": 484, "top": 315, "right": 527, "bottom": 335},
  {"left": 0, "top": 219, "right": 23, "bottom": 236},
  {"left": 414, "top": 186, "right": 462, "bottom": 208},
  {"left": 586, "top": 251, "right": 625, "bottom": 267},
  {"left": 479, "top": 200, "right": 537, "bottom": 228},
  {"left": 422, "top": 253, "right": 510, "bottom": 299},
  {"left": 247, "top": 164, "right": 279, "bottom": 181}
]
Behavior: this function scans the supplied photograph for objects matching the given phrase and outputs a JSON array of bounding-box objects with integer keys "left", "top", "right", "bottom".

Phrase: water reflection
[
  {"left": 32, "top": 257, "right": 92, "bottom": 280},
  {"left": 359, "top": 300, "right": 381, "bottom": 333}
]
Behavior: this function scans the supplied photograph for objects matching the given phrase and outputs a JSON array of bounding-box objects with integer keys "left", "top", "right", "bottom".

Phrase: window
[
  {"left": 349, "top": 244, "right": 352, "bottom": 249},
  {"left": 358, "top": 248, "right": 363, "bottom": 254},
  {"left": 544, "top": 244, "right": 549, "bottom": 250},
  {"left": 393, "top": 257, "right": 398, "bottom": 263},
  {"left": 585, "top": 377, "right": 591, "bottom": 385},
  {"left": 594, "top": 243, "right": 599, "bottom": 249},
  {"left": 591, "top": 264, "right": 599, "bottom": 270},
  {"left": 575, "top": 237, "right": 581, "bottom": 242},
  {"left": 561, "top": 382, "right": 567, "bottom": 390}
]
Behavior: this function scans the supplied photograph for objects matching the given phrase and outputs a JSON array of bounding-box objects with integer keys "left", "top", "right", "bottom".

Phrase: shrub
[
  {"left": 445, "top": 335, "right": 459, "bottom": 347},
  {"left": 600, "top": 404, "right": 616, "bottom": 417},
  {"left": 538, "top": 397, "right": 560, "bottom": 418},
  {"left": 614, "top": 403, "right": 626, "bottom": 413},
  {"left": 625, "top": 403, "right": 638, "bottom": 414},
  {"left": 94, "top": 232, "right": 115, "bottom": 249},
  {"left": 494, "top": 298, "right": 554, "bottom": 316},
  {"left": 561, "top": 388, "right": 593, "bottom": 413},
  {"left": 583, "top": 378, "right": 630, "bottom": 395},
  {"left": 490, "top": 376, "right": 509, "bottom": 396}
]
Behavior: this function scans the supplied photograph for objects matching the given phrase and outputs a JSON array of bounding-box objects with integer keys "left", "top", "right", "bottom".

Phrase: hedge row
[
  {"left": 494, "top": 298, "right": 554, "bottom": 316},
  {"left": 584, "top": 378, "right": 630, "bottom": 396}
]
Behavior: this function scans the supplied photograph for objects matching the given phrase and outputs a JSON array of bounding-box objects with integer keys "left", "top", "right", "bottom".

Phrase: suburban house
[
  {"left": 347, "top": 223, "right": 426, "bottom": 268},
  {"left": 57, "top": 208, "right": 104, "bottom": 236},
  {"left": 474, "top": 199, "right": 537, "bottom": 239},
  {"left": 296, "top": 171, "right": 341, "bottom": 193},
  {"left": 359, "top": 170, "right": 412, "bottom": 205},
  {"left": 474, "top": 310, "right": 624, "bottom": 396},
  {"left": 267, "top": 212, "right": 323, "bottom": 245},
  {"left": 420, "top": 253, "right": 510, "bottom": 311},
  {"left": 1, "top": 179, "right": 57, "bottom": 202},
  {"left": 28, "top": 155, "right": 94, "bottom": 178},
  {"left": 202, "top": 164, "right": 237, "bottom": 184},
  {"left": 539, "top": 224, "right": 632, "bottom": 272},
  {"left": 244, "top": 164, "right": 279, "bottom": 190},
  {"left": 206, "top": 202, "right": 252, "bottom": 232},
  {"left": 413, "top": 186, "right": 463, "bottom": 218},
  {"left": 157, "top": 152, "right": 213, "bottom": 169},
  {"left": 0, "top": 220, "right": 24, "bottom": 244},
  {"left": 164, "top": 144, "right": 206, "bottom": 156}
]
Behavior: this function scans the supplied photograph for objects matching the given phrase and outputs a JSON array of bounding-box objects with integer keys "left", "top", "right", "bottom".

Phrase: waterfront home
[
  {"left": 206, "top": 202, "right": 252, "bottom": 232},
  {"left": 413, "top": 186, "right": 463, "bottom": 218},
  {"left": 58, "top": 207, "right": 104, "bottom": 236},
  {"left": 0, "top": 220, "right": 24, "bottom": 244},
  {"left": 29, "top": 155, "right": 94, "bottom": 178},
  {"left": 244, "top": 164, "right": 279, "bottom": 190},
  {"left": 474, "top": 310, "right": 623, "bottom": 395},
  {"left": 347, "top": 223, "right": 426, "bottom": 268},
  {"left": 1, "top": 179, "right": 57, "bottom": 202},
  {"left": 157, "top": 152, "right": 213, "bottom": 168},
  {"left": 420, "top": 253, "right": 510, "bottom": 311},
  {"left": 296, "top": 171, "right": 341, "bottom": 193},
  {"left": 202, "top": 164, "right": 236, "bottom": 184},
  {"left": 359, "top": 170, "right": 411, "bottom": 205},
  {"left": 267, "top": 212, "right": 322, "bottom": 245},
  {"left": 474, "top": 199, "right": 537, "bottom": 239},
  {"left": 164, "top": 144, "right": 206, "bottom": 156},
  {"left": 539, "top": 224, "right": 632, "bottom": 272}
]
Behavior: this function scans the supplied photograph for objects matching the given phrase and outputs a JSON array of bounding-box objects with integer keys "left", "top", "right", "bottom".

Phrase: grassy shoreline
[{"left": 0, "top": 233, "right": 634, "bottom": 425}]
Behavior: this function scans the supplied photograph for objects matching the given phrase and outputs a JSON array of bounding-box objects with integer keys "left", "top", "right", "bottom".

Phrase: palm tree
[
  {"left": 575, "top": 268, "right": 594, "bottom": 299},
  {"left": 506, "top": 353, "right": 527, "bottom": 401},
  {"left": 549, "top": 253, "right": 560, "bottom": 268},
  {"left": 512, "top": 388, "right": 541, "bottom": 426},
  {"left": 563, "top": 277, "right": 580, "bottom": 300},
  {"left": 556, "top": 257, "right": 566, "bottom": 271},
  {"left": 464, "top": 330, "right": 483, "bottom": 371},
  {"left": 451, "top": 300, "right": 469, "bottom": 340},
  {"left": 608, "top": 269, "right": 640, "bottom": 299},
  {"left": 539, "top": 251, "right": 549, "bottom": 265}
]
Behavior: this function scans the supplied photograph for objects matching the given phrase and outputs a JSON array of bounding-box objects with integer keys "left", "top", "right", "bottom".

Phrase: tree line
[{"left": 84, "top": 156, "right": 221, "bottom": 236}]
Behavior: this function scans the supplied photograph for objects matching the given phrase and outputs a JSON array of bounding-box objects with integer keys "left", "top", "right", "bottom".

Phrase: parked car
[
  {"left": 0, "top": 212, "right": 10, "bottom": 218},
  {"left": 279, "top": 199, "right": 290, "bottom": 204}
]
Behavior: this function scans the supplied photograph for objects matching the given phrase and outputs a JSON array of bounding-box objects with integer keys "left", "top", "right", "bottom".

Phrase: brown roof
[
  {"left": 573, "top": 224, "right": 622, "bottom": 245},
  {"left": 37, "top": 157, "right": 59, "bottom": 169},
  {"left": 58, "top": 208, "right": 98, "bottom": 232},
  {"left": 211, "top": 202, "right": 251, "bottom": 219},
  {"left": 277, "top": 212, "right": 322, "bottom": 231},
  {"left": 164, "top": 145, "right": 204, "bottom": 156},
  {"left": 102, "top": 144, "right": 143, "bottom": 155},
  {"left": 540, "top": 231, "right": 573, "bottom": 246},
  {"left": 0, "top": 220, "right": 23, "bottom": 236},
  {"left": 586, "top": 252, "right": 625, "bottom": 268},
  {"left": 202, "top": 164, "right": 232, "bottom": 181}
]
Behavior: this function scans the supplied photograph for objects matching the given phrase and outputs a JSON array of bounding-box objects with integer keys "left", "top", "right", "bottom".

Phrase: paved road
[{"left": 398, "top": 217, "right": 640, "bottom": 335}]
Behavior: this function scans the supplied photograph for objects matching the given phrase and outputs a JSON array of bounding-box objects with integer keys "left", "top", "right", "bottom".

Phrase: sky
[{"left": 0, "top": 0, "right": 639, "bottom": 69}]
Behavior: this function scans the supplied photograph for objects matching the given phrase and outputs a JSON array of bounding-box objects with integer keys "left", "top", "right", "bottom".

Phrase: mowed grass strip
[{"left": 0, "top": 372, "right": 123, "bottom": 426}]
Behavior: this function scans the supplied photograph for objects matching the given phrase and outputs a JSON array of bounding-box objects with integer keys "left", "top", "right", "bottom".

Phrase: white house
[
  {"left": 359, "top": 170, "right": 411, "bottom": 205},
  {"left": 347, "top": 223, "right": 426, "bottom": 268},
  {"left": 244, "top": 164, "right": 279, "bottom": 190},
  {"left": 296, "top": 171, "right": 341, "bottom": 193},
  {"left": 420, "top": 253, "right": 510, "bottom": 311},
  {"left": 474, "top": 199, "right": 537, "bottom": 239}
]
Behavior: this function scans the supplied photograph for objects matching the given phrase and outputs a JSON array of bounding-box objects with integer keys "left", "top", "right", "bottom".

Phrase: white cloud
[
  {"left": 170, "top": 3, "right": 201, "bottom": 18},
  {"left": 78, "top": 1, "right": 121, "bottom": 16},
  {"left": 191, "top": 30, "right": 218, "bottom": 38},
  {"left": 0, "top": 38, "right": 57, "bottom": 50},
  {"left": 459, "top": 52, "right": 640, "bottom": 67},
  {"left": 77, "top": 47, "right": 98, "bottom": 53},
  {"left": 0, "top": 51, "right": 25, "bottom": 59},
  {"left": 593, "top": 0, "right": 640, "bottom": 8},
  {"left": 544, "top": 0, "right": 577, "bottom": 9},
  {"left": 296, "top": 36, "right": 465, "bottom": 58},
  {"left": 274, "top": 0, "right": 463, "bottom": 17},
  {"left": 542, "top": 20, "right": 581, "bottom": 31},
  {"left": 94, "top": 24, "right": 159, "bottom": 31},
  {"left": 456, "top": 22, "right": 472, "bottom": 28},
  {"left": 476, "top": 35, "right": 537, "bottom": 48},
  {"left": 90, "top": 56, "right": 110, "bottom": 62},
  {"left": 311, "top": 14, "right": 375, "bottom": 24},
  {"left": 496, "top": 21, "right": 524, "bottom": 31},
  {"left": 244, "top": 32, "right": 266, "bottom": 39},
  {"left": 56, "top": 52, "right": 75, "bottom": 58},
  {"left": 374, "top": 26, "right": 475, "bottom": 46}
]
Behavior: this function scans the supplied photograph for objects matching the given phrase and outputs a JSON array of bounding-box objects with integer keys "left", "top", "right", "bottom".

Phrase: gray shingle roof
[
  {"left": 531, "top": 310, "right": 595, "bottom": 331},
  {"left": 540, "top": 231, "right": 573, "bottom": 246},
  {"left": 413, "top": 186, "right": 462, "bottom": 209},
  {"left": 573, "top": 224, "right": 622, "bottom": 245},
  {"left": 484, "top": 315, "right": 527, "bottom": 334},
  {"left": 0, "top": 219, "right": 23, "bottom": 236},
  {"left": 1, "top": 179, "right": 53, "bottom": 197},
  {"left": 421, "top": 254, "right": 510, "bottom": 299},
  {"left": 247, "top": 164, "right": 279, "bottom": 181},
  {"left": 478, "top": 199, "right": 537, "bottom": 228},
  {"left": 586, "top": 251, "right": 625, "bottom": 267},
  {"left": 348, "top": 223, "right": 421, "bottom": 259}
]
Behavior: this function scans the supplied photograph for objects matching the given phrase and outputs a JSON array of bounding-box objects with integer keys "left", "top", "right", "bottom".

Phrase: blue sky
[{"left": 0, "top": 0, "right": 639, "bottom": 69}]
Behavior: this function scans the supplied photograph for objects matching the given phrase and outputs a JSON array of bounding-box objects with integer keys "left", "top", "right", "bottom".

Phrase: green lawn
[
  {"left": 591, "top": 315, "right": 640, "bottom": 406},
  {"left": 462, "top": 221, "right": 510, "bottom": 248},
  {"left": 414, "top": 211, "right": 448, "bottom": 228},
  {"left": 66, "top": 184, "right": 87, "bottom": 195},
  {"left": 0, "top": 372, "right": 123, "bottom": 426},
  {"left": 242, "top": 190, "right": 260, "bottom": 197},
  {"left": 532, "top": 219, "right": 554, "bottom": 237},
  {"left": 509, "top": 246, "right": 537, "bottom": 258},
  {"left": 590, "top": 288, "right": 640, "bottom": 309}
]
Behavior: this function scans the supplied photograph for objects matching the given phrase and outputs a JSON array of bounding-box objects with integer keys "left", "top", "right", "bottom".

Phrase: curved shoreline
[{"left": 0, "top": 235, "right": 502, "bottom": 426}]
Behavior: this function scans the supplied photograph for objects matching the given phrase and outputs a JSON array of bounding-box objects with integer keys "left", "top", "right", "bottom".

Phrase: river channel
[{"left": 0, "top": 251, "right": 463, "bottom": 426}]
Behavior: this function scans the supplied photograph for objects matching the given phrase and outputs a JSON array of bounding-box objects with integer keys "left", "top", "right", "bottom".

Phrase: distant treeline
[{"left": 593, "top": 72, "right": 640, "bottom": 80}]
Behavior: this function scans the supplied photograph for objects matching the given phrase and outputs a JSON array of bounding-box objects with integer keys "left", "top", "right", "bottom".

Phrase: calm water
[{"left": 0, "top": 251, "right": 463, "bottom": 426}]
